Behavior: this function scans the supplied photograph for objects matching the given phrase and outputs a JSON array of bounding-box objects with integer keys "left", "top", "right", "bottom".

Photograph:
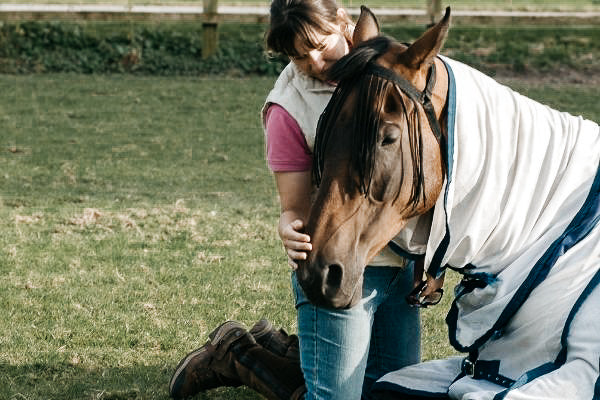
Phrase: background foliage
[
  {"left": 0, "top": 22, "right": 285, "bottom": 75},
  {"left": 0, "top": 20, "right": 598, "bottom": 77}
]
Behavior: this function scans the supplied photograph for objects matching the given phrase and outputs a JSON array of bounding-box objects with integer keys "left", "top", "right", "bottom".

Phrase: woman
[{"left": 169, "top": 1, "right": 421, "bottom": 398}]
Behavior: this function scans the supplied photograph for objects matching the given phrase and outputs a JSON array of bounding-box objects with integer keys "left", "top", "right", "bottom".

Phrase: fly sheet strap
[{"left": 364, "top": 61, "right": 447, "bottom": 166}]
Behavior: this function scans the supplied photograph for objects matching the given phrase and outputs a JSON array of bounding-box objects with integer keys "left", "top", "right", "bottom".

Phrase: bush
[
  {"left": 0, "top": 20, "right": 598, "bottom": 76},
  {"left": 0, "top": 20, "right": 288, "bottom": 75}
]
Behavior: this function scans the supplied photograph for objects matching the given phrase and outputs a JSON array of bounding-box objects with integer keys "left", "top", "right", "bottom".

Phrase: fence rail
[{"left": 1, "top": 4, "right": 599, "bottom": 23}]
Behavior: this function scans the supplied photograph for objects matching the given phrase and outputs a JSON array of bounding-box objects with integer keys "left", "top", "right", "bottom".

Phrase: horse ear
[
  {"left": 353, "top": 6, "right": 380, "bottom": 46},
  {"left": 398, "top": 7, "right": 451, "bottom": 70}
]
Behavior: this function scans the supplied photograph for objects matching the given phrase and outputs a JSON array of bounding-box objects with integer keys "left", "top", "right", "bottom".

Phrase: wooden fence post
[
  {"left": 203, "top": 0, "right": 218, "bottom": 58},
  {"left": 427, "top": 0, "right": 442, "bottom": 25}
]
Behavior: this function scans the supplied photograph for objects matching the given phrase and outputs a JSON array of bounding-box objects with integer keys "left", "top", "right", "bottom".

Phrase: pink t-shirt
[{"left": 265, "top": 104, "right": 312, "bottom": 172}]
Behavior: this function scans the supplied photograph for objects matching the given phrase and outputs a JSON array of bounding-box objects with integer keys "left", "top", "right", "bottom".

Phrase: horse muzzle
[{"left": 296, "top": 260, "right": 363, "bottom": 309}]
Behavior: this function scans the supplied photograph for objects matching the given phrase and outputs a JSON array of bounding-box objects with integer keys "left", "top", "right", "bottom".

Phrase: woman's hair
[{"left": 265, "top": 0, "right": 350, "bottom": 58}]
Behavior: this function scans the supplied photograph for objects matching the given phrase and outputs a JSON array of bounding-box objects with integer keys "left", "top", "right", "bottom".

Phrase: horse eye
[
  {"left": 381, "top": 135, "right": 397, "bottom": 146},
  {"left": 381, "top": 128, "right": 401, "bottom": 146}
]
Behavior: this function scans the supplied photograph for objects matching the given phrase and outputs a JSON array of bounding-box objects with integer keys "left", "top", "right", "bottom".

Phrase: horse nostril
[{"left": 325, "top": 263, "right": 343, "bottom": 290}]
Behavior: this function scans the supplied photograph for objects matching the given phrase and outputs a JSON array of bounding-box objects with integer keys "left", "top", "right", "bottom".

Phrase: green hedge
[
  {"left": 0, "top": 20, "right": 598, "bottom": 76},
  {"left": 0, "top": 21, "right": 287, "bottom": 75}
]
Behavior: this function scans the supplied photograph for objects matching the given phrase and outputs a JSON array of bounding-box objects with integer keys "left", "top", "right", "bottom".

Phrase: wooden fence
[{"left": 1, "top": 2, "right": 598, "bottom": 58}]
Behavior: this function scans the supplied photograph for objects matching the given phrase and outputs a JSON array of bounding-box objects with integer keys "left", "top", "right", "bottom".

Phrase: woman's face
[{"left": 291, "top": 25, "right": 350, "bottom": 82}]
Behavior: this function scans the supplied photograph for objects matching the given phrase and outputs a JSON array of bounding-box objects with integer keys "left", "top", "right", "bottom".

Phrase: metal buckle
[{"left": 462, "top": 358, "right": 476, "bottom": 378}]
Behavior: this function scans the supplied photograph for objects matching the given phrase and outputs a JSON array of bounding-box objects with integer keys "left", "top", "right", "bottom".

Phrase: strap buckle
[
  {"left": 461, "top": 357, "right": 516, "bottom": 388},
  {"left": 462, "top": 358, "right": 476, "bottom": 378}
]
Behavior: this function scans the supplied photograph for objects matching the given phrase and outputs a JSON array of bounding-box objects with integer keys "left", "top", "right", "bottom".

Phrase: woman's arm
[{"left": 274, "top": 170, "right": 313, "bottom": 269}]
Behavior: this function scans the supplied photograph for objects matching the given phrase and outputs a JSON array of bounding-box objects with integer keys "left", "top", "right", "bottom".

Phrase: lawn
[{"left": 0, "top": 71, "right": 598, "bottom": 400}]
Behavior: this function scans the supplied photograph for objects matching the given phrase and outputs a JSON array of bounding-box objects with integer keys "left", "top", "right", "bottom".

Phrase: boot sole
[{"left": 169, "top": 321, "right": 246, "bottom": 397}]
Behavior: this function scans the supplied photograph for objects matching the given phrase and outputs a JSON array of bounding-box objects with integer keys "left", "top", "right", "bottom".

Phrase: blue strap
[{"left": 492, "top": 362, "right": 557, "bottom": 400}]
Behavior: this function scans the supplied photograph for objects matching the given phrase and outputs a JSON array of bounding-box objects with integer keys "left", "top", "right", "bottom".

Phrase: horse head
[{"left": 296, "top": 7, "right": 451, "bottom": 308}]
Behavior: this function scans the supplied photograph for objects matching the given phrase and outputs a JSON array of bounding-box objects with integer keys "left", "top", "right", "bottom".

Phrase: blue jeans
[{"left": 291, "top": 265, "right": 420, "bottom": 400}]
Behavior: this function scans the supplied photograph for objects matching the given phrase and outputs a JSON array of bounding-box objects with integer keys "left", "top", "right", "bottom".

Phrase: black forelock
[
  {"left": 313, "top": 36, "right": 395, "bottom": 195},
  {"left": 326, "top": 36, "right": 392, "bottom": 84}
]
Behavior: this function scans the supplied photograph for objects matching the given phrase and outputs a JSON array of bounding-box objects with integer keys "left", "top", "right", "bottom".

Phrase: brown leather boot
[
  {"left": 169, "top": 321, "right": 305, "bottom": 400},
  {"left": 169, "top": 322, "right": 243, "bottom": 399},
  {"left": 249, "top": 319, "right": 300, "bottom": 361}
]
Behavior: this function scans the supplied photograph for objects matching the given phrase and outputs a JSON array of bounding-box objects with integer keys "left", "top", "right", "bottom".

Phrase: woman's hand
[
  {"left": 406, "top": 257, "right": 445, "bottom": 307},
  {"left": 279, "top": 218, "right": 312, "bottom": 270},
  {"left": 412, "top": 257, "right": 444, "bottom": 293}
]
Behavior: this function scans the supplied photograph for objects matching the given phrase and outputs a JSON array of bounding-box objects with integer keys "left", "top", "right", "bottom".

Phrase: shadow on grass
[{"left": 0, "top": 362, "right": 263, "bottom": 400}]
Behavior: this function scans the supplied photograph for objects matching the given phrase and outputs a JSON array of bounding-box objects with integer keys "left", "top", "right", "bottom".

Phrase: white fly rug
[{"left": 378, "top": 57, "right": 600, "bottom": 400}]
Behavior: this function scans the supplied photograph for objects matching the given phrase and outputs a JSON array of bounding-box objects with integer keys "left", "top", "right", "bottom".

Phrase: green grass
[
  {"left": 1, "top": 74, "right": 282, "bottom": 400},
  {"left": 0, "top": 73, "right": 598, "bottom": 400},
  {"left": 3, "top": 0, "right": 599, "bottom": 12}
]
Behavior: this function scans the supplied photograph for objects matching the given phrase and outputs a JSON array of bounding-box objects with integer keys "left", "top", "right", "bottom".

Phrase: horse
[{"left": 297, "top": 6, "right": 600, "bottom": 399}]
